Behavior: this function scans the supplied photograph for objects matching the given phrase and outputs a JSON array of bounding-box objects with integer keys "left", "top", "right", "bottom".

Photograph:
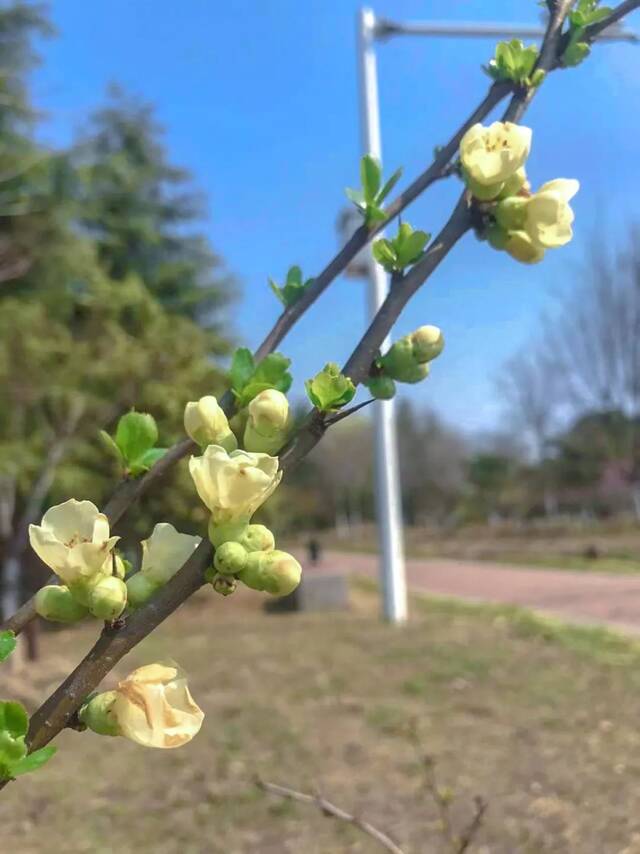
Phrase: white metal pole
[{"left": 357, "top": 7, "right": 407, "bottom": 624}]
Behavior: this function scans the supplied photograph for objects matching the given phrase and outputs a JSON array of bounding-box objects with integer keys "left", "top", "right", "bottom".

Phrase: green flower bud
[
  {"left": 238, "top": 524, "right": 275, "bottom": 552},
  {"left": 463, "top": 171, "right": 504, "bottom": 201},
  {"left": 495, "top": 196, "right": 527, "bottom": 231},
  {"left": 381, "top": 336, "right": 431, "bottom": 384},
  {"left": 410, "top": 325, "right": 444, "bottom": 363},
  {"left": 238, "top": 550, "right": 302, "bottom": 597},
  {"left": 496, "top": 167, "right": 529, "bottom": 200},
  {"left": 486, "top": 223, "right": 509, "bottom": 250},
  {"left": 214, "top": 541, "right": 248, "bottom": 576},
  {"left": 34, "top": 585, "right": 89, "bottom": 624},
  {"left": 78, "top": 691, "right": 121, "bottom": 737},
  {"left": 211, "top": 574, "right": 237, "bottom": 596},
  {"left": 504, "top": 230, "right": 545, "bottom": 264},
  {"left": 88, "top": 576, "right": 128, "bottom": 620},
  {"left": 126, "top": 573, "right": 160, "bottom": 609},
  {"left": 208, "top": 519, "right": 250, "bottom": 549},
  {"left": 365, "top": 375, "right": 396, "bottom": 400}
]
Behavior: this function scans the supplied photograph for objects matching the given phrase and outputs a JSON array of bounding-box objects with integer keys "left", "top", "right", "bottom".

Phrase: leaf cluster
[
  {"left": 230, "top": 348, "right": 293, "bottom": 409},
  {"left": 563, "top": 1, "right": 612, "bottom": 67},
  {"left": 345, "top": 155, "right": 402, "bottom": 226},
  {"left": 372, "top": 223, "right": 431, "bottom": 273},
  {"left": 100, "top": 410, "right": 167, "bottom": 477},
  {"left": 269, "top": 265, "right": 314, "bottom": 308},
  {"left": 484, "top": 40, "right": 544, "bottom": 87},
  {"left": 305, "top": 363, "right": 356, "bottom": 412}
]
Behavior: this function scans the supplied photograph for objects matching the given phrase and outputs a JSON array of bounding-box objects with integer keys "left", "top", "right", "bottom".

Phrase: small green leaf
[
  {"left": 397, "top": 230, "right": 430, "bottom": 266},
  {"left": 9, "top": 745, "right": 57, "bottom": 777},
  {"left": 0, "top": 701, "right": 28, "bottom": 738},
  {"left": 345, "top": 187, "right": 366, "bottom": 209},
  {"left": 305, "top": 363, "right": 356, "bottom": 412},
  {"left": 286, "top": 266, "right": 303, "bottom": 287},
  {"left": 269, "top": 278, "right": 286, "bottom": 306},
  {"left": 0, "top": 731, "right": 26, "bottom": 766},
  {"left": 236, "top": 352, "right": 293, "bottom": 407},
  {"left": 98, "top": 430, "right": 124, "bottom": 463},
  {"left": 364, "top": 205, "right": 386, "bottom": 226},
  {"left": 0, "top": 631, "right": 16, "bottom": 663},
  {"left": 128, "top": 447, "right": 168, "bottom": 476},
  {"left": 230, "top": 347, "right": 255, "bottom": 393},
  {"left": 360, "top": 154, "right": 381, "bottom": 203},
  {"left": 115, "top": 411, "right": 158, "bottom": 464},
  {"left": 372, "top": 239, "right": 398, "bottom": 271},
  {"left": 377, "top": 167, "right": 403, "bottom": 204}
]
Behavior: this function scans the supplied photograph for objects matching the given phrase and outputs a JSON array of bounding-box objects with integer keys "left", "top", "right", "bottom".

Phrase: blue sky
[{"left": 34, "top": 0, "right": 640, "bottom": 433}]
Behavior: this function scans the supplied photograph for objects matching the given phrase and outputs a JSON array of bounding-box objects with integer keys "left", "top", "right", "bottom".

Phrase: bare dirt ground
[
  {"left": 305, "top": 551, "right": 640, "bottom": 633},
  {"left": 3, "top": 583, "right": 640, "bottom": 853}
]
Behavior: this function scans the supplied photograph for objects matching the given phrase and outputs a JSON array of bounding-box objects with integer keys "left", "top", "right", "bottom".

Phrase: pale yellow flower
[
  {"left": 189, "top": 445, "right": 281, "bottom": 523},
  {"left": 504, "top": 230, "right": 545, "bottom": 264},
  {"left": 524, "top": 179, "right": 579, "bottom": 248},
  {"left": 460, "top": 121, "right": 532, "bottom": 186},
  {"left": 247, "top": 389, "right": 289, "bottom": 436},
  {"left": 184, "top": 395, "right": 237, "bottom": 452},
  {"left": 29, "top": 499, "right": 119, "bottom": 586},
  {"left": 111, "top": 663, "right": 204, "bottom": 749},
  {"left": 140, "top": 523, "right": 202, "bottom": 585}
]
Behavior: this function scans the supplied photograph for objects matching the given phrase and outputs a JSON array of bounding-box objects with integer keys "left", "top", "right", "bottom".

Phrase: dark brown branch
[{"left": 256, "top": 778, "right": 406, "bottom": 854}]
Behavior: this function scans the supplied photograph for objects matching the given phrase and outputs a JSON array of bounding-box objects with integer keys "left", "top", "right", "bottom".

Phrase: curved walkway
[{"left": 310, "top": 551, "right": 640, "bottom": 633}]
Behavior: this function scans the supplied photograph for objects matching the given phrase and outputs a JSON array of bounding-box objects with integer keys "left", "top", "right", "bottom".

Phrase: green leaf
[
  {"left": 360, "top": 155, "right": 381, "bottom": 203},
  {"left": 236, "top": 352, "right": 293, "bottom": 407},
  {"left": 0, "top": 731, "right": 26, "bottom": 766},
  {"left": 345, "top": 187, "right": 366, "bottom": 210},
  {"left": 0, "top": 701, "right": 28, "bottom": 738},
  {"left": 269, "top": 278, "right": 286, "bottom": 306},
  {"left": 128, "top": 446, "right": 168, "bottom": 476},
  {"left": 364, "top": 205, "right": 387, "bottom": 226},
  {"left": 377, "top": 167, "right": 403, "bottom": 204},
  {"left": 286, "top": 266, "right": 303, "bottom": 287},
  {"left": 0, "top": 631, "right": 16, "bottom": 663},
  {"left": 115, "top": 411, "right": 158, "bottom": 464},
  {"left": 230, "top": 347, "right": 255, "bottom": 393},
  {"left": 563, "top": 34, "right": 591, "bottom": 67},
  {"left": 496, "top": 41, "right": 515, "bottom": 74},
  {"left": 9, "top": 746, "right": 56, "bottom": 777},
  {"left": 397, "top": 230, "right": 430, "bottom": 267},
  {"left": 372, "top": 239, "right": 398, "bottom": 272},
  {"left": 98, "top": 429, "right": 124, "bottom": 463},
  {"left": 305, "top": 363, "right": 356, "bottom": 412}
]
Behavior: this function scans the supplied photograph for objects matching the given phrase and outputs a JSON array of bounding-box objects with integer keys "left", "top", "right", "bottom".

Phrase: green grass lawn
[{"left": 2, "top": 581, "right": 640, "bottom": 853}]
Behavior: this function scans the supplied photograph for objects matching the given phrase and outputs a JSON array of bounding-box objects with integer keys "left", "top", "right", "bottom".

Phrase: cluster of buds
[
  {"left": 366, "top": 325, "right": 445, "bottom": 400},
  {"left": 30, "top": 500, "right": 128, "bottom": 623},
  {"left": 460, "top": 121, "right": 579, "bottom": 264},
  {"left": 79, "top": 663, "right": 204, "bottom": 749}
]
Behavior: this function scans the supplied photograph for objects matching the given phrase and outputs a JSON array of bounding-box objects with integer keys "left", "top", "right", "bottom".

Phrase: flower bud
[
  {"left": 247, "top": 390, "right": 289, "bottom": 437},
  {"left": 79, "top": 691, "right": 121, "bottom": 736},
  {"left": 486, "top": 223, "right": 509, "bottom": 250},
  {"left": 238, "top": 524, "right": 275, "bottom": 552},
  {"left": 495, "top": 196, "right": 527, "bottom": 231},
  {"left": 381, "top": 336, "right": 430, "bottom": 384},
  {"left": 410, "top": 326, "right": 444, "bottom": 363},
  {"left": 214, "top": 541, "right": 248, "bottom": 576},
  {"left": 126, "top": 573, "right": 160, "bottom": 609},
  {"left": 113, "top": 555, "right": 127, "bottom": 579},
  {"left": 208, "top": 519, "right": 250, "bottom": 549},
  {"left": 34, "top": 585, "right": 89, "bottom": 624},
  {"left": 88, "top": 576, "right": 128, "bottom": 620},
  {"left": 184, "top": 396, "right": 237, "bottom": 452},
  {"left": 365, "top": 375, "right": 396, "bottom": 400},
  {"left": 238, "top": 550, "right": 302, "bottom": 596},
  {"left": 504, "top": 230, "right": 545, "bottom": 264}
]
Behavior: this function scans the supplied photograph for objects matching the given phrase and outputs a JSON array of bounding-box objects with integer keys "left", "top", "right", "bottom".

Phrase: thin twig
[
  {"left": 324, "top": 398, "right": 376, "bottom": 426},
  {"left": 457, "top": 798, "right": 488, "bottom": 854},
  {"left": 256, "top": 778, "right": 406, "bottom": 854}
]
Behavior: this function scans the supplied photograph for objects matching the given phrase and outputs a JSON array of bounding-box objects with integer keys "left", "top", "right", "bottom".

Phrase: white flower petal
[{"left": 40, "top": 499, "right": 102, "bottom": 544}]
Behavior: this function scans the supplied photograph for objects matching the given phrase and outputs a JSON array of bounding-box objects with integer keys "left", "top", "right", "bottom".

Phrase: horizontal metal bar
[{"left": 375, "top": 18, "right": 638, "bottom": 43}]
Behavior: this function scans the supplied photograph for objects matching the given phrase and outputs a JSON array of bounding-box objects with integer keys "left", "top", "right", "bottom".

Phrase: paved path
[{"left": 307, "top": 551, "right": 640, "bottom": 633}]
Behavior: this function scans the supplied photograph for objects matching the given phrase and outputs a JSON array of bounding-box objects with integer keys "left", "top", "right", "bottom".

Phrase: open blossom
[
  {"left": 524, "top": 179, "right": 579, "bottom": 248},
  {"left": 189, "top": 444, "right": 281, "bottom": 523},
  {"left": 82, "top": 663, "right": 204, "bottom": 748},
  {"left": 140, "top": 523, "right": 202, "bottom": 585},
  {"left": 460, "top": 121, "right": 532, "bottom": 187},
  {"left": 184, "top": 395, "right": 237, "bottom": 452},
  {"left": 29, "top": 499, "right": 119, "bottom": 586}
]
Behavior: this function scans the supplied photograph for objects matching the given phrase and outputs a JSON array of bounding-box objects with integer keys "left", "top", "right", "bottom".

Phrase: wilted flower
[
  {"left": 524, "top": 179, "right": 579, "bottom": 248},
  {"left": 460, "top": 121, "right": 532, "bottom": 187},
  {"left": 184, "top": 395, "right": 237, "bottom": 452},
  {"left": 80, "top": 663, "right": 204, "bottom": 749},
  {"left": 29, "top": 499, "right": 119, "bottom": 586},
  {"left": 189, "top": 445, "right": 281, "bottom": 524}
]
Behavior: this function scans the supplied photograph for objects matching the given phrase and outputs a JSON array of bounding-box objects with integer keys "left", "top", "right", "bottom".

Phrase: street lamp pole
[{"left": 355, "top": 7, "right": 637, "bottom": 625}]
